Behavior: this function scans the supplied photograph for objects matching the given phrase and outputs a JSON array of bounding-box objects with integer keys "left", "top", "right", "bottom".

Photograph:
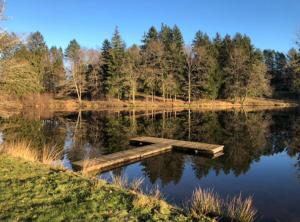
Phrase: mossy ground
[{"left": 0, "top": 155, "right": 213, "bottom": 222}]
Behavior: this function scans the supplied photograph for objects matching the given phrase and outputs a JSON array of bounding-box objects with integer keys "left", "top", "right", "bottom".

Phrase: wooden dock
[
  {"left": 73, "top": 136, "right": 224, "bottom": 173},
  {"left": 130, "top": 136, "right": 223, "bottom": 155}
]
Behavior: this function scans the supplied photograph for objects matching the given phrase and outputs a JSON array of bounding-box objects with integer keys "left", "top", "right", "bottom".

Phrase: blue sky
[{"left": 3, "top": 0, "right": 300, "bottom": 52}]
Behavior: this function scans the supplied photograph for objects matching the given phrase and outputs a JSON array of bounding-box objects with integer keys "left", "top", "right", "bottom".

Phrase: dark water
[{"left": 1, "top": 109, "right": 300, "bottom": 221}]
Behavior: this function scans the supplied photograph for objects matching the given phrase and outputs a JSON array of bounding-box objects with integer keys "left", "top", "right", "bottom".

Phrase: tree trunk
[
  {"left": 162, "top": 82, "right": 165, "bottom": 102},
  {"left": 152, "top": 89, "right": 154, "bottom": 103},
  {"left": 188, "top": 109, "right": 191, "bottom": 140},
  {"left": 72, "top": 63, "right": 81, "bottom": 104},
  {"left": 132, "top": 83, "right": 135, "bottom": 104},
  {"left": 188, "top": 70, "right": 191, "bottom": 103}
]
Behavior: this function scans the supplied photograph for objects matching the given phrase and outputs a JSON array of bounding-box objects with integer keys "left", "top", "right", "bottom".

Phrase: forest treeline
[{"left": 1, "top": 1, "right": 300, "bottom": 103}]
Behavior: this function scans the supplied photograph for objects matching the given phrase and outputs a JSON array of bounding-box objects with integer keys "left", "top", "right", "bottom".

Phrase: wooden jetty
[
  {"left": 72, "top": 136, "right": 224, "bottom": 173},
  {"left": 130, "top": 136, "right": 223, "bottom": 155}
]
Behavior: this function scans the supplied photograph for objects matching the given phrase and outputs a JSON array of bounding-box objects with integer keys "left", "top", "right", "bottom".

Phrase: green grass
[
  {"left": 0, "top": 151, "right": 255, "bottom": 222},
  {"left": 0, "top": 155, "right": 214, "bottom": 222}
]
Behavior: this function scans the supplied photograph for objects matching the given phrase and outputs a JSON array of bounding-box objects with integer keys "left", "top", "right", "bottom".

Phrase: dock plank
[
  {"left": 73, "top": 136, "right": 224, "bottom": 173},
  {"left": 73, "top": 143, "right": 172, "bottom": 172},
  {"left": 130, "top": 136, "right": 224, "bottom": 154}
]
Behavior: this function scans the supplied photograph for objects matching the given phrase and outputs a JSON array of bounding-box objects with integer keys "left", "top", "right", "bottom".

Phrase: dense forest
[{"left": 0, "top": 2, "right": 300, "bottom": 103}]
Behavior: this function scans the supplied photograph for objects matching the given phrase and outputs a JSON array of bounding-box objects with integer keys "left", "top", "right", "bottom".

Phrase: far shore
[{"left": 0, "top": 95, "right": 298, "bottom": 119}]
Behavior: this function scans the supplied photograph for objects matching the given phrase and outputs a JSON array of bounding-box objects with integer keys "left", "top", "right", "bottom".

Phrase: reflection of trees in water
[
  {"left": 286, "top": 109, "right": 300, "bottom": 179},
  {"left": 1, "top": 108, "right": 300, "bottom": 182},
  {"left": 219, "top": 111, "right": 270, "bottom": 175},
  {"left": 0, "top": 116, "right": 65, "bottom": 150},
  {"left": 137, "top": 110, "right": 186, "bottom": 139},
  {"left": 140, "top": 152, "right": 185, "bottom": 186},
  {"left": 191, "top": 109, "right": 300, "bottom": 180},
  {"left": 64, "top": 111, "right": 133, "bottom": 160},
  {"left": 188, "top": 111, "right": 223, "bottom": 144}
]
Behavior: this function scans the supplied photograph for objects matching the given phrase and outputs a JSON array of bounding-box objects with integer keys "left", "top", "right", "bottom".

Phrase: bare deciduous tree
[
  {"left": 184, "top": 46, "right": 195, "bottom": 103},
  {"left": 121, "top": 45, "right": 141, "bottom": 104}
]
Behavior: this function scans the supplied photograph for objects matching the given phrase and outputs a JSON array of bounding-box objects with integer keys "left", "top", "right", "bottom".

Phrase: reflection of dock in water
[{"left": 72, "top": 136, "right": 224, "bottom": 173}]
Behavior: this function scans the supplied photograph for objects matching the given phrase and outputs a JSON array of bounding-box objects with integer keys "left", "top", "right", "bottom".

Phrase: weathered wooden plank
[
  {"left": 72, "top": 143, "right": 173, "bottom": 172},
  {"left": 130, "top": 136, "right": 224, "bottom": 154},
  {"left": 73, "top": 136, "right": 223, "bottom": 173}
]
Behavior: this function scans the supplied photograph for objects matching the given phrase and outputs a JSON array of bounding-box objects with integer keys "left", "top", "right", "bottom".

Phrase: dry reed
[
  {"left": 130, "top": 177, "right": 144, "bottom": 192},
  {"left": 146, "top": 185, "right": 163, "bottom": 200},
  {"left": 1, "top": 141, "right": 63, "bottom": 168},
  {"left": 110, "top": 173, "right": 128, "bottom": 188},
  {"left": 81, "top": 158, "right": 98, "bottom": 175},
  {"left": 190, "top": 187, "right": 222, "bottom": 217},
  {"left": 190, "top": 187, "right": 256, "bottom": 222},
  {"left": 2, "top": 141, "right": 39, "bottom": 162},
  {"left": 225, "top": 194, "right": 257, "bottom": 222},
  {"left": 42, "top": 145, "right": 63, "bottom": 165}
]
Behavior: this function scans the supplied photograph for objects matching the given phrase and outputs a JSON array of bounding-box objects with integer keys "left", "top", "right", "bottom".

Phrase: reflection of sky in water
[
  {"left": 0, "top": 132, "right": 3, "bottom": 144},
  {"left": 62, "top": 127, "right": 74, "bottom": 170},
  {"left": 101, "top": 151, "right": 300, "bottom": 222},
  {"left": 1, "top": 109, "right": 300, "bottom": 222}
]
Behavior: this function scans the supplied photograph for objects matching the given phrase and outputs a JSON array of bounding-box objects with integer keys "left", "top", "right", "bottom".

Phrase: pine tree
[
  {"left": 101, "top": 39, "right": 112, "bottom": 97},
  {"left": 105, "top": 27, "right": 126, "bottom": 100},
  {"left": 191, "top": 31, "right": 221, "bottom": 99},
  {"left": 27, "top": 31, "right": 49, "bottom": 91},
  {"left": 168, "top": 25, "right": 185, "bottom": 99},
  {"left": 48, "top": 46, "right": 65, "bottom": 94},
  {"left": 141, "top": 26, "right": 158, "bottom": 49},
  {"left": 287, "top": 48, "right": 300, "bottom": 97}
]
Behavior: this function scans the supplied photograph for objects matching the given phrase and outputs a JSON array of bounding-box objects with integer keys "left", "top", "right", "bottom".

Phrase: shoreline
[
  {"left": 0, "top": 96, "right": 298, "bottom": 119},
  {"left": 49, "top": 98, "right": 298, "bottom": 112},
  {"left": 0, "top": 154, "right": 192, "bottom": 221},
  {"left": 0, "top": 148, "right": 256, "bottom": 222}
]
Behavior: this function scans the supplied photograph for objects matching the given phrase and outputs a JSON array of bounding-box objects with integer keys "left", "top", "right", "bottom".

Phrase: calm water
[{"left": 1, "top": 109, "right": 300, "bottom": 222}]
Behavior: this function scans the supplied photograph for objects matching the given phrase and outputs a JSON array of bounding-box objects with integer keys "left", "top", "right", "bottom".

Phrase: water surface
[{"left": 1, "top": 108, "right": 300, "bottom": 222}]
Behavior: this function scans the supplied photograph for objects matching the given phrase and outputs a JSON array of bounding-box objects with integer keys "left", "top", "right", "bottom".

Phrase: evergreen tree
[
  {"left": 48, "top": 46, "right": 65, "bottom": 94},
  {"left": 141, "top": 26, "right": 158, "bottom": 49},
  {"left": 27, "top": 31, "right": 49, "bottom": 91},
  {"left": 101, "top": 39, "right": 112, "bottom": 97},
  {"left": 287, "top": 48, "right": 300, "bottom": 97},
  {"left": 105, "top": 27, "right": 126, "bottom": 100},
  {"left": 191, "top": 31, "right": 221, "bottom": 99}
]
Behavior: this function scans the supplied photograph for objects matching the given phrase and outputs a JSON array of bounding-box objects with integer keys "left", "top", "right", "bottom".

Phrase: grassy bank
[
  {"left": 0, "top": 155, "right": 192, "bottom": 221},
  {"left": 0, "top": 92, "right": 297, "bottom": 119},
  {"left": 0, "top": 142, "right": 257, "bottom": 222},
  {"left": 49, "top": 97, "right": 298, "bottom": 112}
]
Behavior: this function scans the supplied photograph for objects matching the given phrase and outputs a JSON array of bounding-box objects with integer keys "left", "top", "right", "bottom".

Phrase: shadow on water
[{"left": 0, "top": 108, "right": 300, "bottom": 221}]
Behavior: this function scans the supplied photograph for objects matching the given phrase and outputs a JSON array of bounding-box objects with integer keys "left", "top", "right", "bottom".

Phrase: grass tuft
[
  {"left": 2, "top": 141, "right": 39, "bottom": 162},
  {"left": 42, "top": 145, "right": 63, "bottom": 166},
  {"left": 1, "top": 141, "right": 63, "bottom": 169},
  {"left": 225, "top": 194, "right": 257, "bottom": 222},
  {"left": 130, "top": 177, "right": 144, "bottom": 192},
  {"left": 190, "top": 187, "right": 222, "bottom": 218},
  {"left": 110, "top": 173, "right": 128, "bottom": 188},
  {"left": 81, "top": 158, "right": 98, "bottom": 175},
  {"left": 149, "top": 185, "right": 163, "bottom": 200}
]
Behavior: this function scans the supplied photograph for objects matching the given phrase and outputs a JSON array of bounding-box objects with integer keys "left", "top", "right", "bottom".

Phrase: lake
[{"left": 1, "top": 108, "right": 300, "bottom": 222}]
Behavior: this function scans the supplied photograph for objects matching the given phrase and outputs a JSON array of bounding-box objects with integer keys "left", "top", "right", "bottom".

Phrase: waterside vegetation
[{"left": 0, "top": 141, "right": 257, "bottom": 222}]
